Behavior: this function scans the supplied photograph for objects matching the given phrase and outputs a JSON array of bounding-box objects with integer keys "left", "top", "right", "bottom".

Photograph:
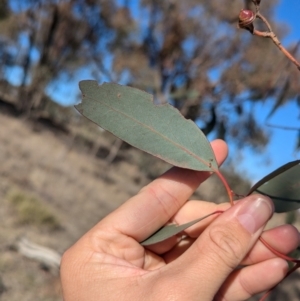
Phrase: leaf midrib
[{"left": 84, "top": 95, "right": 215, "bottom": 170}]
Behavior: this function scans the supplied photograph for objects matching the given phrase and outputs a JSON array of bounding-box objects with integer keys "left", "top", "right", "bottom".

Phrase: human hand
[{"left": 60, "top": 140, "right": 299, "bottom": 301}]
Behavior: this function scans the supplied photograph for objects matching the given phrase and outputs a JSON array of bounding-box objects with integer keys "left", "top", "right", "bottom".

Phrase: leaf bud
[{"left": 238, "top": 9, "right": 255, "bottom": 33}]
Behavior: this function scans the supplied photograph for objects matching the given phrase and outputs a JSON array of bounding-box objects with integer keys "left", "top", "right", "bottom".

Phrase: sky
[
  {"left": 276, "top": 0, "right": 300, "bottom": 44},
  {"left": 6, "top": 0, "right": 299, "bottom": 185},
  {"left": 47, "top": 0, "right": 299, "bottom": 184},
  {"left": 234, "top": 0, "right": 300, "bottom": 184}
]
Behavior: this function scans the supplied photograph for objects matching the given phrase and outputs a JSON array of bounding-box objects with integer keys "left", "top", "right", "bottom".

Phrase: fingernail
[{"left": 237, "top": 196, "right": 274, "bottom": 234}]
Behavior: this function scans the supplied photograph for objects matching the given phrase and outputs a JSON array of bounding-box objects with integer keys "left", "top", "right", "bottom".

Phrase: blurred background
[{"left": 0, "top": 0, "right": 299, "bottom": 300}]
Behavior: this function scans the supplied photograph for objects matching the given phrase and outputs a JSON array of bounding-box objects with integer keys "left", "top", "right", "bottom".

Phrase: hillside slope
[
  {"left": 0, "top": 110, "right": 299, "bottom": 301},
  {"left": 0, "top": 110, "right": 153, "bottom": 301}
]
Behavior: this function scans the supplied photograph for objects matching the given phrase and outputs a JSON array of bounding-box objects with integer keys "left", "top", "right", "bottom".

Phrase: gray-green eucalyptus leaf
[
  {"left": 75, "top": 81, "right": 218, "bottom": 172},
  {"left": 140, "top": 212, "right": 222, "bottom": 246},
  {"left": 248, "top": 160, "right": 300, "bottom": 213}
]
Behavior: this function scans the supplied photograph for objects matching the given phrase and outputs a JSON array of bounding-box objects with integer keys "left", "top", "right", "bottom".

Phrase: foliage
[
  {"left": 76, "top": 81, "right": 218, "bottom": 171},
  {"left": 76, "top": 79, "right": 300, "bottom": 300},
  {"left": 77, "top": 80, "right": 300, "bottom": 215},
  {"left": 0, "top": 0, "right": 299, "bottom": 151},
  {"left": 248, "top": 160, "right": 300, "bottom": 212}
]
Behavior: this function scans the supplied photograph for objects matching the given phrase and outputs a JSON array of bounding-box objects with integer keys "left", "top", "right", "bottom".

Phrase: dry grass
[
  {"left": 6, "top": 189, "right": 61, "bottom": 231},
  {"left": 0, "top": 111, "right": 150, "bottom": 301}
]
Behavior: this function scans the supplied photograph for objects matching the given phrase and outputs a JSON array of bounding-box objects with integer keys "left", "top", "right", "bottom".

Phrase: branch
[
  {"left": 253, "top": 28, "right": 300, "bottom": 71},
  {"left": 266, "top": 123, "right": 299, "bottom": 131},
  {"left": 238, "top": 7, "right": 300, "bottom": 71}
]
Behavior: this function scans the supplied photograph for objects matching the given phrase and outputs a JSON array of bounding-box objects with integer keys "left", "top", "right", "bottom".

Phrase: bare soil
[{"left": 0, "top": 110, "right": 154, "bottom": 301}]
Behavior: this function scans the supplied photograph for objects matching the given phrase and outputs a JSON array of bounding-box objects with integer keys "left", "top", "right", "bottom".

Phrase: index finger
[{"left": 99, "top": 139, "right": 228, "bottom": 241}]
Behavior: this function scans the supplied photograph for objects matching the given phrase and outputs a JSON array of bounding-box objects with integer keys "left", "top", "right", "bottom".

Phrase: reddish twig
[
  {"left": 253, "top": 27, "right": 300, "bottom": 71},
  {"left": 236, "top": 3, "right": 300, "bottom": 299},
  {"left": 216, "top": 170, "right": 300, "bottom": 301},
  {"left": 215, "top": 169, "right": 234, "bottom": 206},
  {"left": 238, "top": 7, "right": 300, "bottom": 71}
]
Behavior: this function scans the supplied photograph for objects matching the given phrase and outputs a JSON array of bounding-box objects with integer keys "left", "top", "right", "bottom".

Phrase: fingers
[
  {"left": 215, "top": 258, "right": 288, "bottom": 301},
  {"left": 145, "top": 197, "right": 299, "bottom": 264},
  {"left": 162, "top": 195, "right": 274, "bottom": 300},
  {"left": 98, "top": 139, "right": 228, "bottom": 242},
  {"left": 173, "top": 200, "right": 231, "bottom": 237},
  {"left": 242, "top": 224, "right": 300, "bottom": 265},
  {"left": 146, "top": 201, "right": 230, "bottom": 254},
  {"left": 162, "top": 224, "right": 300, "bottom": 265}
]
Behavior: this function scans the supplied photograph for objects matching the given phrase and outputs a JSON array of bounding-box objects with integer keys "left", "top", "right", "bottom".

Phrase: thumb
[{"left": 170, "top": 195, "right": 274, "bottom": 300}]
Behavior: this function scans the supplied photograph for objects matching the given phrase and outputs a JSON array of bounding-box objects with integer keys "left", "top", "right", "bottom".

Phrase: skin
[{"left": 60, "top": 140, "right": 300, "bottom": 301}]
